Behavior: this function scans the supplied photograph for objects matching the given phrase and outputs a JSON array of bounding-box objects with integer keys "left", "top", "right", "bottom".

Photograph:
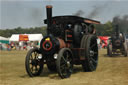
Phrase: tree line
[
  {"left": 0, "top": 21, "right": 128, "bottom": 38},
  {"left": 95, "top": 21, "right": 128, "bottom": 36},
  {"left": 0, "top": 26, "right": 47, "bottom": 37}
]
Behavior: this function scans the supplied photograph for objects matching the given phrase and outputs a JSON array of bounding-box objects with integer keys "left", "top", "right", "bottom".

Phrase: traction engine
[{"left": 25, "top": 5, "right": 100, "bottom": 79}]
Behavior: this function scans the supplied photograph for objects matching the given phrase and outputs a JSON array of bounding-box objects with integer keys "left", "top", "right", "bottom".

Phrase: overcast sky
[{"left": 0, "top": 0, "right": 128, "bottom": 29}]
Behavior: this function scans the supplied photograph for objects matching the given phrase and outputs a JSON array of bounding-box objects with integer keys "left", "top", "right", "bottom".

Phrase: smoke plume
[
  {"left": 73, "top": 2, "right": 109, "bottom": 18},
  {"left": 73, "top": 10, "right": 84, "bottom": 16},
  {"left": 87, "top": 2, "right": 109, "bottom": 19},
  {"left": 112, "top": 15, "right": 128, "bottom": 33},
  {"left": 87, "top": 6, "right": 101, "bottom": 18}
]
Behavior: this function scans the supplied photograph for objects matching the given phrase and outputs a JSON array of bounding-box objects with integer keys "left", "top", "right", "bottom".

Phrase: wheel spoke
[
  {"left": 61, "top": 68, "right": 67, "bottom": 75},
  {"left": 68, "top": 58, "right": 72, "bottom": 62},
  {"left": 29, "top": 60, "right": 32, "bottom": 64},
  {"left": 90, "top": 58, "right": 97, "bottom": 64},
  {"left": 66, "top": 52, "right": 69, "bottom": 60},
  {"left": 60, "top": 63, "right": 66, "bottom": 68},
  {"left": 60, "top": 65, "right": 67, "bottom": 74},
  {"left": 69, "top": 68, "right": 72, "bottom": 73},
  {"left": 30, "top": 66, "right": 34, "bottom": 72},
  {"left": 60, "top": 66, "right": 66, "bottom": 71},
  {"left": 90, "top": 43, "right": 96, "bottom": 49},
  {"left": 34, "top": 52, "right": 38, "bottom": 59},
  {"left": 89, "top": 61, "right": 95, "bottom": 69},
  {"left": 94, "top": 52, "right": 98, "bottom": 55},
  {"left": 30, "top": 59, "right": 40, "bottom": 73},
  {"left": 89, "top": 50, "right": 94, "bottom": 57},
  {"left": 30, "top": 55, "right": 33, "bottom": 60},
  {"left": 62, "top": 56, "right": 67, "bottom": 63},
  {"left": 35, "top": 66, "right": 38, "bottom": 72}
]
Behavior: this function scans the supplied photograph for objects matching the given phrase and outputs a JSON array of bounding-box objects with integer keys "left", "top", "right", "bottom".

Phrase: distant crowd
[{"left": 0, "top": 41, "right": 39, "bottom": 51}]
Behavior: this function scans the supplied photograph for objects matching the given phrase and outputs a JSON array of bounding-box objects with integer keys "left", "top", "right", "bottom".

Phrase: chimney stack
[{"left": 46, "top": 5, "right": 52, "bottom": 34}]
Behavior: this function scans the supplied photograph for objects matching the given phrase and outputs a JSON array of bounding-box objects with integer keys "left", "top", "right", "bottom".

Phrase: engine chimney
[
  {"left": 46, "top": 5, "right": 52, "bottom": 34},
  {"left": 115, "top": 25, "right": 120, "bottom": 38}
]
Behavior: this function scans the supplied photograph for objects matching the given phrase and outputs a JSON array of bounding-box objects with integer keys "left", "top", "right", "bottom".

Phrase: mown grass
[{"left": 0, "top": 49, "right": 128, "bottom": 85}]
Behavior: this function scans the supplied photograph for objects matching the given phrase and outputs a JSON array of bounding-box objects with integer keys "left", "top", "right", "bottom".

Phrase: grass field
[{"left": 0, "top": 49, "right": 128, "bottom": 85}]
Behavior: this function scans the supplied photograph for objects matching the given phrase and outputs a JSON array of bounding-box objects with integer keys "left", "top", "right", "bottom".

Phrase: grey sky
[{"left": 0, "top": 0, "right": 128, "bottom": 29}]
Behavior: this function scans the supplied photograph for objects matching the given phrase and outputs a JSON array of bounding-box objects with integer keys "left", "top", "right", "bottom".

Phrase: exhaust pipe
[{"left": 46, "top": 5, "right": 52, "bottom": 34}]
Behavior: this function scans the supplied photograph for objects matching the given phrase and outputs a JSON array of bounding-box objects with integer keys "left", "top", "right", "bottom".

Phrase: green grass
[{"left": 0, "top": 49, "right": 128, "bottom": 85}]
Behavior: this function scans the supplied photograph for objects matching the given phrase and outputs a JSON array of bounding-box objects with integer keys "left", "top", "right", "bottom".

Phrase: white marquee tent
[
  {"left": 0, "top": 36, "right": 10, "bottom": 44},
  {"left": 0, "top": 36, "right": 9, "bottom": 40},
  {"left": 9, "top": 34, "right": 43, "bottom": 42}
]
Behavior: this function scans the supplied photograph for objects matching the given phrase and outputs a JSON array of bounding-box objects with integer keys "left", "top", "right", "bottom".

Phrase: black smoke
[
  {"left": 87, "top": 2, "right": 109, "bottom": 19},
  {"left": 87, "top": 6, "right": 101, "bottom": 18},
  {"left": 112, "top": 15, "right": 128, "bottom": 33},
  {"left": 73, "top": 10, "right": 84, "bottom": 16},
  {"left": 73, "top": 2, "right": 109, "bottom": 19}
]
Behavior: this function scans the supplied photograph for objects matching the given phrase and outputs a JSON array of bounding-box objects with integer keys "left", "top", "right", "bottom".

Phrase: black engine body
[
  {"left": 109, "top": 25, "right": 125, "bottom": 49},
  {"left": 40, "top": 16, "right": 99, "bottom": 55}
]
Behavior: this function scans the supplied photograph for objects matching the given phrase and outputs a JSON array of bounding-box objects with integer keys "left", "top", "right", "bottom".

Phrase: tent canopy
[
  {"left": 0, "top": 36, "right": 9, "bottom": 44},
  {"left": 0, "top": 36, "right": 9, "bottom": 40},
  {"left": 9, "top": 34, "right": 19, "bottom": 41},
  {"left": 98, "top": 36, "right": 109, "bottom": 40},
  {"left": 9, "top": 34, "right": 43, "bottom": 42}
]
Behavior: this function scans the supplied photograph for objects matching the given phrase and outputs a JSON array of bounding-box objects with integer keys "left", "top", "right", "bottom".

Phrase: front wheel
[
  {"left": 56, "top": 48, "right": 73, "bottom": 79},
  {"left": 25, "top": 48, "right": 43, "bottom": 77}
]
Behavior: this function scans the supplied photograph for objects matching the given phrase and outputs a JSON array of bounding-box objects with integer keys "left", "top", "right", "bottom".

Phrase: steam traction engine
[
  {"left": 25, "top": 5, "right": 100, "bottom": 79},
  {"left": 107, "top": 25, "right": 128, "bottom": 57}
]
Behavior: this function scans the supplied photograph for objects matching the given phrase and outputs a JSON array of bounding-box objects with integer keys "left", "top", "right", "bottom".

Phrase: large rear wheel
[
  {"left": 25, "top": 48, "right": 43, "bottom": 77},
  {"left": 56, "top": 48, "right": 73, "bottom": 79},
  {"left": 81, "top": 35, "right": 98, "bottom": 72}
]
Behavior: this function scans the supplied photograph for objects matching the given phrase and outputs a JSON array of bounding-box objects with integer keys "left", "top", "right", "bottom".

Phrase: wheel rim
[
  {"left": 58, "top": 49, "right": 73, "bottom": 78},
  {"left": 28, "top": 51, "right": 42, "bottom": 76},
  {"left": 123, "top": 43, "right": 128, "bottom": 56},
  {"left": 109, "top": 45, "right": 112, "bottom": 56},
  {"left": 88, "top": 36, "right": 98, "bottom": 70}
]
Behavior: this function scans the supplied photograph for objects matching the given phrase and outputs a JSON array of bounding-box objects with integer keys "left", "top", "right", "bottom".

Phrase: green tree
[
  {"left": 95, "top": 21, "right": 113, "bottom": 36},
  {"left": 0, "top": 26, "right": 47, "bottom": 37}
]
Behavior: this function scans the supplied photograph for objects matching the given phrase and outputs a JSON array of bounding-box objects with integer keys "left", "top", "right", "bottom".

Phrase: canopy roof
[
  {"left": 44, "top": 15, "right": 100, "bottom": 24},
  {"left": 0, "top": 36, "right": 9, "bottom": 40}
]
